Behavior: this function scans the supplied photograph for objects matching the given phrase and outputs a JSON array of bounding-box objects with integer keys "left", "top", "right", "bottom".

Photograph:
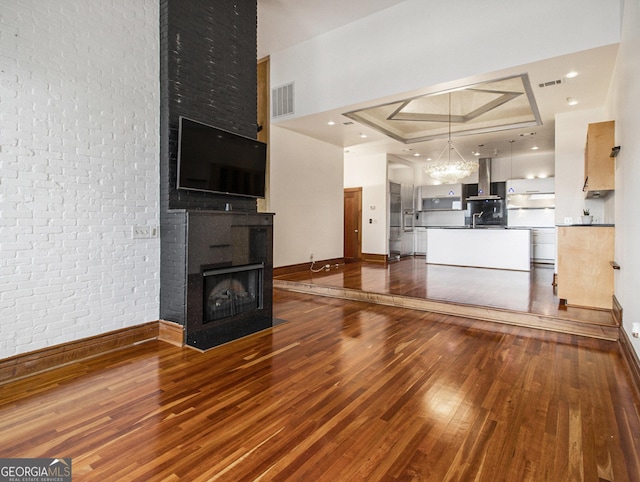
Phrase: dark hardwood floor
[
  {"left": 0, "top": 290, "right": 639, "bottom": 481},
  {"left": 275, "top": 257, "right": 618, "bottom": 340},
  {"left": 276, "top": 257, "right": 613, "bottom": 324}
]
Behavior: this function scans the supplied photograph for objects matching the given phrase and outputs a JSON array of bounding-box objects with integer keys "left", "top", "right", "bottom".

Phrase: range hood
[{"left": 467, "top": 158, "right": 501, "bottom": 200}]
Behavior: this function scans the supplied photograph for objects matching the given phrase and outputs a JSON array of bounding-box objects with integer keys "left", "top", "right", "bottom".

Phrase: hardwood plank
[
  {"left": 275, "top": 279, "right": 620, "bottom": 341},
  {"left": 0, "top": 291, "right": 638, "bottom": 481},
  {"left": 275, "top": 257, "right": 617, "bottom": 325}
]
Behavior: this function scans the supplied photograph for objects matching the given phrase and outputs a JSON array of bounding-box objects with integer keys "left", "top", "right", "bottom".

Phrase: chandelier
[{"left": 423, "top": 93, "right": 479, "bottom": 184}]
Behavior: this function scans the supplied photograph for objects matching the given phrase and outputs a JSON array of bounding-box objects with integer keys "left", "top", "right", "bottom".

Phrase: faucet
[{"left": 472, "top": 211, "right": 484, "bottom": 229}]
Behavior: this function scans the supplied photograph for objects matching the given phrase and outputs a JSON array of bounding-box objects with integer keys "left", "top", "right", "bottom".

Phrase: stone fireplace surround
[
  {"left": 159, "top": 0, "right": 270, "bottom": 349},
  {"left": 162, "top": 210, "right": 273, "bottom": 350}
]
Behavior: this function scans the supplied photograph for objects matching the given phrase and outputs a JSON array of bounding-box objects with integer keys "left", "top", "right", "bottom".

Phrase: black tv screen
[{"left": 177, "top": 117, "right": 267, "bottom": 198}]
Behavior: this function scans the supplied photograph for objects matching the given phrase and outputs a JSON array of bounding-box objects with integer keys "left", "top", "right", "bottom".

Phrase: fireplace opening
[{"left": 203, "top": 263, "right": 263, "bottom": 323}]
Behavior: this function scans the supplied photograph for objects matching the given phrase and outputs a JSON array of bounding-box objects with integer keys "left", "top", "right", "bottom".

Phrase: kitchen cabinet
[
  {"left": 531, "top": 228, "right": 555, "bottom": 263},
  {"left": 426, "top": 228, "right": 531, "bottom": 271},
  {"left": 419, "top": 183, "right": 462, "bottom": 198},
  {"left": 507, "top": 177, "right": 555, "bottom": 194},
  {"left": 418, "top": 183, "right": 463, "bottom": 211},
  {"left": 583, "top": 120, "right": 615, "bottom": 197},
  {"left": 557, "top": 226, "right": 614, "bottom": 309},
  {"left": 414, "top": 228, "right": 428, "bottom": 255}
]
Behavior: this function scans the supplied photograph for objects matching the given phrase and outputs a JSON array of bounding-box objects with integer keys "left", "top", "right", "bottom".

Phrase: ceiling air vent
[
  {"left": 272, "top": 82, "right": 294, "bottom": 118},
  {"left": 538, "top": 79, "right": 563, "bottom": 88}
]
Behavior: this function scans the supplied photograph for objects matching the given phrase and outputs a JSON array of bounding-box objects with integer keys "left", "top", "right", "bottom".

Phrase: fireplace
[
  {"left": 176, "top": 211, "right": 273, "bottom": 350},
  {"left": 204, "top": 263, "right": 263, "bottom": 323}
]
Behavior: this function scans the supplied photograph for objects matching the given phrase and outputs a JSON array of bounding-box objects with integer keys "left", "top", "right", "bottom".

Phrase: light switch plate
[{"left": 132, "top": 225, "right": 158, "bottom": 239}]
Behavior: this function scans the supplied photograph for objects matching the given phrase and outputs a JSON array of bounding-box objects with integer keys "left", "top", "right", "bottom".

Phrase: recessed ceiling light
[
  {"left": 567, "top": 97, "right": 579, "bottom": 106},
  {"left": 531, "top": 146, "right": 539, "bottom": 150},
  {"left": 473, "top": 151, "right": 480, "bottom": 156},
  {"left": 566, "top": 71, "right": 578, "bottom": 78},
  {"left": 327, "top": 120, "right": 335, "bottom": 126},
  {"left": 359, "top": 133, "right": 367, "bottom": 138},
  {"left": 426, "top": 157, "right": 432, "bottom": 161},
  {"left": 413, "top": 153, "right": 420, "bottom": 157}
]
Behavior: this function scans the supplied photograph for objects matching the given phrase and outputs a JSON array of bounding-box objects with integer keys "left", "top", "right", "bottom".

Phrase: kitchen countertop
[
  {"left": 557, "top": 224, "right": 615, "bottom": 227},
  {"left": 416, "top": 225, "right": 532, "bottom": 229}
]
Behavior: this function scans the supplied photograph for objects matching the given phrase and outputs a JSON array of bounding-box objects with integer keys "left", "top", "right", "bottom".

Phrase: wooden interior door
[{"left": 344, "top": 188, "right": 362, "bottom": 262}]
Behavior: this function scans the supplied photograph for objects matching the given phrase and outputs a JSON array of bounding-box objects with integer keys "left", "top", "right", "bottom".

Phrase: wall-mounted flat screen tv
[{"left": 177, "top": 117, "right": 266, "bottom": 198}]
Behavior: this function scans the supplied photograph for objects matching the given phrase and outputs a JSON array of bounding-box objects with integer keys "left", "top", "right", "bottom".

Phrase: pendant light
[{"left": 423, "top": 92, "right": 479, "bottom": 184}]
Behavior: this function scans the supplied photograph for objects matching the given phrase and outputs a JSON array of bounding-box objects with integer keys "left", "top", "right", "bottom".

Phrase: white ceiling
[{"left": 257, "top": 1, "right": 618, "bottom": 170}]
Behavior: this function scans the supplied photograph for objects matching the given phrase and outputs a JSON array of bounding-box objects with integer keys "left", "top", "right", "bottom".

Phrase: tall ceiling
[
  {"left": 257, "top": 0, "right": 406, "bottom": 59},
  {"left": 257, "top": 1, "right": 618, "bottom": 171}
]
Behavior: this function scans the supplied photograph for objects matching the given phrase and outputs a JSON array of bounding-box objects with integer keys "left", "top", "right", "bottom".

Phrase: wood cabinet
[
  {"left": 557, "top": 226, "right": 614, "bottom": 309},
  {"left": 583, "top": 120, "right": 615, "bottom": 196}
]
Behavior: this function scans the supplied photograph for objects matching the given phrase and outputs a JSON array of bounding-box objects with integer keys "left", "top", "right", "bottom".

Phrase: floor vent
[
  {"left": 538, "top": 79, "right": 563, "bottom": 88},
  {"left": 272, "top": 82, "right": 294, "bottom": 118}
]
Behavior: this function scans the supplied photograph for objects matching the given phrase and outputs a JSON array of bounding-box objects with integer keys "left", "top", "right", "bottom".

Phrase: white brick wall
[{"left": 0, "top": 1, "right": 160, "bottom": 358}]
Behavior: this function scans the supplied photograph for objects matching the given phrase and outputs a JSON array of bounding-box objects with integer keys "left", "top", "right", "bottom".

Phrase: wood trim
[
  {"left": 274, "top": 258, "right": 344, "bottom": 276},
  {"left": 619, "top": 325, "right": 640, "bottom": 399},
  {"left": 158, "top": 320, "right": 184, "bottom": 347},
  {"left": 257, "top": 55, "right": 270, "bottom": 213},
  {"left": 361, "top": 253, "right": 387, "bottom": 263},
  {"left": 0, "top": 321, "right": 162, "bottom": 385},
  {"left": 612, "top": 295, "right": 623, "bottom": 326},
  {"left": 614, "top": 296, "right": 640, "bottom": 397}
]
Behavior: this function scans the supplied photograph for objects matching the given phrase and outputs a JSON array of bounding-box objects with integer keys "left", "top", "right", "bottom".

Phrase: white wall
[
  {"left": 271, "top": 0, "right": 620, "bottom": 119},
  {"left": 344, "top": 153, "right": 388, "bottom": 255},
  {"left": 554, "top": 108, "right": 609, "bottom": 225},
  {"left": 270, "top": 126, "right": 344, "bottom": 266},
  {"left": 607, "top": 0, "right": 640, "bottom": 355},
  {"left": 0, "top": 1, "right": 160, "bottom": 358}
]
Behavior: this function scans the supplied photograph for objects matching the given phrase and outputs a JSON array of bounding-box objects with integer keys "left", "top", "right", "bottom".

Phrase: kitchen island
[{"left": 426, "top": 227, "right": 531, "bottom": 271}]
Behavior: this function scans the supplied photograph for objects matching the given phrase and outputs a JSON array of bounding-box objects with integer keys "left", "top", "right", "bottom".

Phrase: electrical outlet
[
  {"left": 132, "top": 225, "right": 158, "bottom": 239},
  {"left": 564, "top": 217, "right": 573, "bottom": 225},
  {"left": 632, "top": 323, "right": 640, "bottom": 338},
  {"left": 310, "top": 253, "right": 314, "bottom": 261}
]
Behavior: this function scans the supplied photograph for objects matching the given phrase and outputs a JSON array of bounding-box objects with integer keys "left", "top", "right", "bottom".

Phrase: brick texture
[
  {"left": 0, "top": 1, "right": 160, "bottom": 358},
  {"left": 159, "top": 0, "right": 260, "bottom": 325},
  {"left": 160, "top": 0, "right": 258, "bottom": 213}
]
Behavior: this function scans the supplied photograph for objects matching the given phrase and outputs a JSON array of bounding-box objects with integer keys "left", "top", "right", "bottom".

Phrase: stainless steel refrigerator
[{"left": 389, "top": 181, "right": 414, "bottom": 259}]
